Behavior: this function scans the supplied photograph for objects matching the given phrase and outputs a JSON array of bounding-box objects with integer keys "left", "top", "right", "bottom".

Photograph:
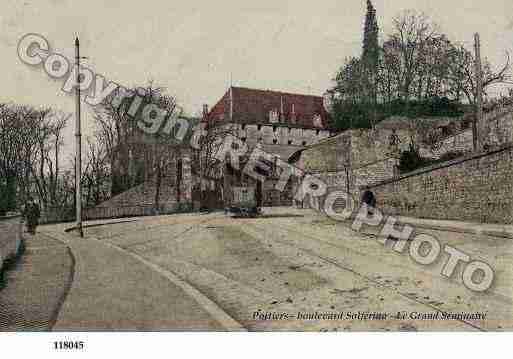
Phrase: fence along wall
[
  {"left": 369, "top": 145, "right": 513, "bottom": 224},
  {"left": 0, "top": 215, "right": 23, "bottom": 273}
]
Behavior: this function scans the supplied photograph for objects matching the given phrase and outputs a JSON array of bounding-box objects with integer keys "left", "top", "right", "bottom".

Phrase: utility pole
[
  {"left": 229, "top": 78, "right": 233, "bottom": 122},
  {"left": 474, "top": 33, "right": 484, "bottom": 152},
  {"left": 75, "top": 36, "right": 83, "bottom": 237}
]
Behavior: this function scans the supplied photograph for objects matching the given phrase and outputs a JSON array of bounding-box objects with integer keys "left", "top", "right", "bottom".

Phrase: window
[
  {"left": 316, "top": 130, "right": 320, "bottom": 136},
  {"left": 241, "top": 124, "right": 246, "bottom": 130},
  {"left": 302, "top": 141, "right": 307, "bottom": 146},
  {"left": 288, "top": 140, "right": 293, "bottom": 145},
  {"left": 241, "top": 137, "right": 247, "bottom": 143},
  {"left": 257, "top": 125, "right": 262, "bottom": 131},
  {"left": 273, "top": 139, "right": 278, "bottom": 144},
  {"left": 269, "top": 109, "right": 279, "bottom": 123},
  {"left": 273, "top": 126, "right": 277, "bottom": 132},
  {"left": 176, "top": 159, "right": 183, "bottom": 181}
]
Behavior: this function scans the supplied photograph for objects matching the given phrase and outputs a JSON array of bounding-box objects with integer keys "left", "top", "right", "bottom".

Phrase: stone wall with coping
[{"left": 369, "top": 145, "right": 513, "bottom": 224}]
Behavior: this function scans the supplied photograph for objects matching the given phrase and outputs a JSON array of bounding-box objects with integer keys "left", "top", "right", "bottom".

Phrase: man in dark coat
[
  {"left": 361, "top": 188, "right": 376, "bottom": 215},
  {"left": 23, "top": 199, "right": 41, "bottom": 235}
]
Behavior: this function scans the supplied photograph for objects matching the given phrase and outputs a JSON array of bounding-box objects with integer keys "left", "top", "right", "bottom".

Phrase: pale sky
[{"left": 1, "top": 0, "right": 512, "bottom": 157}]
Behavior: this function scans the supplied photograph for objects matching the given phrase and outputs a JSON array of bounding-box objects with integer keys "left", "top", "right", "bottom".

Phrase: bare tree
[
  {"left": 27, "top": 109, "right": 69, "bottom": 211},
  {"left": 193, "top": 121, "right": 236, "bottom": 209},
  {"left": 83, "top": 137, "right": 110, "bottom": 208},
  {"left": 0, "top": 103, "right": 73, "bottom": 218},
  {"left": 447, "top": 45, "right": 512, "bottom": 105},
  {"left": 136, "top": 84, "right": 183, "bottom": 212},
  {"left": 0, "top": 104, "right": 31, "bottom": 212},
  {"left": 93, "top": 87, "right": 136, "bottom": 195},
  {"left": 388, "top": 10, "right": 441, "bottom": 101},
  {"left": 1, "top": 105, "right": 43, "bottom": 208},
  {"left": 94, "top": 81, "right": 188, "bottom": 212}
]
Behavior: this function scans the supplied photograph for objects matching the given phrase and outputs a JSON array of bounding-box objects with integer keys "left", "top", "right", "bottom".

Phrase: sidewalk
[
  {"left": 40, "top": 225, "right": 244, "bottom": 331},
  {"left": 393, "top": 216, "right": 513, "bottom": 239},
  {"left": 0, "top": 232, "right": 73, "bottom": 331}
]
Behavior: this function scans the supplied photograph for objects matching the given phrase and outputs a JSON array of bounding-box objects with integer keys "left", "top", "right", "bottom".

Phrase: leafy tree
[
  {"left": 362, "top": 0, "right": 379, "bottom": 108},
  {"left": 362, "top": 0, "right": 379, "bottom": 72}
]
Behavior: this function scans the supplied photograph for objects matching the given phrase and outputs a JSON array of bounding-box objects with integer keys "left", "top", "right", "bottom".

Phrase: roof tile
[{"left": 205, "top": 87, "right": 330, "bottom": 129}]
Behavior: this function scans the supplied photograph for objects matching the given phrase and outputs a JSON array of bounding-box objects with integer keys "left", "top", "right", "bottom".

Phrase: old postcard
[{"left": 1, "top": 0, "right": 513, "bottom": 355}]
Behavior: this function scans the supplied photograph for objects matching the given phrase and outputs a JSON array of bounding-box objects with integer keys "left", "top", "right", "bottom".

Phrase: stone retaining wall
[{"left": 369, "top": 145, "right": 513, "bottom": 224}]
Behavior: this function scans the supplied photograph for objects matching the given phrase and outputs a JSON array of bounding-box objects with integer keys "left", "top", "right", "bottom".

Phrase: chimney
[{"left": 202, "top": 104, "right": 209, "bottom": 119}]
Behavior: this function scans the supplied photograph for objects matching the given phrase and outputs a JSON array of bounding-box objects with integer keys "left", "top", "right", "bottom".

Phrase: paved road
[
  {"left": 46, "top": 208, "right": 513, "bottom": 332},
  {"left": 39, "top": 221, "right": 235, "bottom": 331}
]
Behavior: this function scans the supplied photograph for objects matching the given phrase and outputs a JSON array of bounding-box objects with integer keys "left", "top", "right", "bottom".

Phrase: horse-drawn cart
[{"left": 225, "top": 186, "right": 262, "bottom": 218}]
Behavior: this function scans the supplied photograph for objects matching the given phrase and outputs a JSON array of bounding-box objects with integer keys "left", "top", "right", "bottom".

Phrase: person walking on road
[
  {"left": 361, "top": 188, "right": 376, "bottom": 215},
  {"left": 23, "top": 198, "right": 41, "bottom": 235}
]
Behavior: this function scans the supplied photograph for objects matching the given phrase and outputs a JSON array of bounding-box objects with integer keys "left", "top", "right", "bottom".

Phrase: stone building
[
  {"left": 204, "top": 86, "right": 332, "bottom": 145},
  {"left": 292, "top": 129, "right": 400, "bottom": 207},
  {"left": 203, "top": 86, "right": 333, "bottom": 206}
]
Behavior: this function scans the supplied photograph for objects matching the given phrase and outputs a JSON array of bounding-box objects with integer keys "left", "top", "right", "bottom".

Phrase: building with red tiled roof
[
  {"left": 204, "top": 86, "right": 331, "bottom": 130},
  {"left": 203, "top": 87, "right": 333, "bottom": 158},
  {"left": 202, "top": 86, "right": 334, "bottom": 207}
]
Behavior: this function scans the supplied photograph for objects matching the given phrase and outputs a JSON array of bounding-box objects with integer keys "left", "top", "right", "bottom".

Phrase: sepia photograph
[{"left": 1, "top": 0, "right": 513, "bottom": 356}]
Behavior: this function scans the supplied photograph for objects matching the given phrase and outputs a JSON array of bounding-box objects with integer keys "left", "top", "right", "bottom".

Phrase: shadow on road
[
  {"left": 233, "top": 213, "right": 305, "bottom": 220},
  {"left": 64, "top": 219, "right": 139, "bottom": 232}
]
